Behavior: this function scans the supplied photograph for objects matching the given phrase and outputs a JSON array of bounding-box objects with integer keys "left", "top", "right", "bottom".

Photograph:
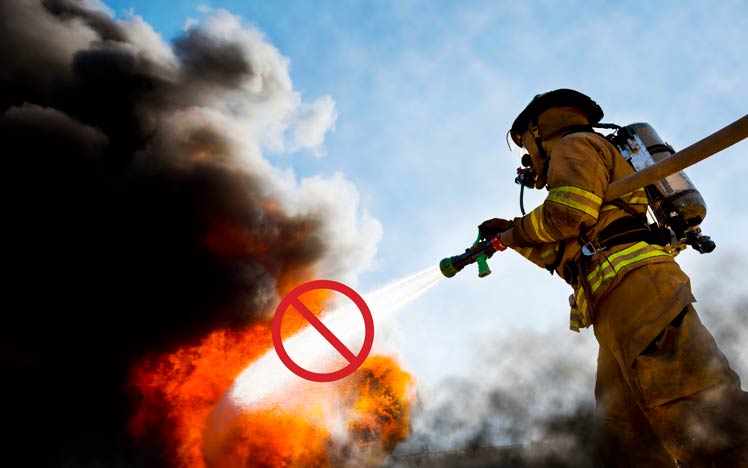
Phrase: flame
[
  {"left": 338, "top": 355, "right": 415, "bottom": 464},
  {"left": 202, "top": 407, "right": 333, "bottom": 468},
  {"left": 129, "top": 210, "right": 414, "bottom": 466},
  {"left": 129, "top": 281, "right": 414, "bottom": 467},
  {"left": 200, "top": 355, "right": 414, "bottom": 468},
  {"left": 129, "top": 325, "right": 272, "bottom": 467}
]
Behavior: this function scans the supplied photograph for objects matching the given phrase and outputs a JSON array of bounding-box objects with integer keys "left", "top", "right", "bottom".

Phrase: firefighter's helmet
[{"left": 510, "top": 89, "right": 603, "bottom": 147}]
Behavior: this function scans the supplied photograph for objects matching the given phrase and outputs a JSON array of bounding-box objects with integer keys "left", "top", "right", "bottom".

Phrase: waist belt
[
  {"left": 565, "top": 216, "right": 654, "bottom": 325},
  {"left": 581, "top": 216, "right": 653, "bottom": 256},
  {"left": 558, "top": 216, "right": 654, "bottom": 282}
]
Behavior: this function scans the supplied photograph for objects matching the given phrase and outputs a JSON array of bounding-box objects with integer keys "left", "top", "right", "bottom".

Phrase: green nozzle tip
[{"left": 440, "top": 257, "right": 458, "bottom": 278}]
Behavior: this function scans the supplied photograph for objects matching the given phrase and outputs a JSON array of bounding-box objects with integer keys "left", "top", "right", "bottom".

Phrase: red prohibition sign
[{"left": 272, "top": 279, "right": 374, "bottom": 382}]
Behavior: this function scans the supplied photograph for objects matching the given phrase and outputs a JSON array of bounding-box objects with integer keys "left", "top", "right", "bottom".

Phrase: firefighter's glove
[{"left": 478, "top": 218, "right": 513, "bottom": 241}]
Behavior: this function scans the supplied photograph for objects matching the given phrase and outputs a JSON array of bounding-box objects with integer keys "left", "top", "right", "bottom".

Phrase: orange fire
[
  {"left": 130, "top": 209, "right": 414, "bottom": 466},
  {"left": 200, "top": 355, "right": 414, "bottom": 468},
  {"left": 129, "top": 286, "right": 415, "bottom": 467},
  {"left": 129, "top": 325, "right": 272, "bottom": 467},
  {"left": 338, "top": 355, "right": 415, "bottom": 464}
]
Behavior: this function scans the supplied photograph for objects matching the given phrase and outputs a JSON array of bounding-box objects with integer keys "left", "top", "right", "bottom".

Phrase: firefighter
[{"left": 479, "top": 89, "right": 748, "bottom": 466}]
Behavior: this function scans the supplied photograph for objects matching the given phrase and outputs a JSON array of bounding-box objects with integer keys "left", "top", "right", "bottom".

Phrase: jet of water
[{"left": 228, "top": 266, "right": 443, "bottom": 408}]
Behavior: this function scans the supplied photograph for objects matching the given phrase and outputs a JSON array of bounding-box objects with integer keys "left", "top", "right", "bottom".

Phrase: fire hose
[{"left": 440, "top": 115, "right": 748, "bottom": 278}]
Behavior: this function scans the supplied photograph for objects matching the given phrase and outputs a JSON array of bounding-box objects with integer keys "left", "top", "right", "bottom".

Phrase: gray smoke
[
  {"left": 693, "top": 259, "right": 748, "bottom": 382},
  {"left": 389, "top": 327, "right": 601, "bottom": 467}
]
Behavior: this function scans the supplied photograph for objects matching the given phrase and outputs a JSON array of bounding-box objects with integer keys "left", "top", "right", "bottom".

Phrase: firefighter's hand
[{"left": 478, "top": 218, "right": 513, "bottom": 240}]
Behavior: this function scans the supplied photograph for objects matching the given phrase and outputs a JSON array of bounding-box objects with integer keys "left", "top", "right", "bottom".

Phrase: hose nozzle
[
  {"left": 439, "top": 233, "right": 496, "bottom": 278},
  {"left": 439, "top": 257, "right": 460, "bottom": 278}
]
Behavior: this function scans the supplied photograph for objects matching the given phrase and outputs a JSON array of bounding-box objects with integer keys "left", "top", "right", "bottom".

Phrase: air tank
[{"left": 612, "top": 122, "right": 715, "bottom": 253}]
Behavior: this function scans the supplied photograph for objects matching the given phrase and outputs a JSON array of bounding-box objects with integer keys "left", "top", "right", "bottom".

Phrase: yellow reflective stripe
[
  {"left": 601, "top": 189, "right": 649, "bottom": 211},
  {"left": 547, "top": 186, "right": 602, "bottom": 219},
  {"left": 569, "top": 315, "right": 581, "bottom": 332},
  {"left": 528, "top": 206, "right": 555, "bottom": 242},
  {"left": 515, "top": 246, "right": 535, "bottom": 260},
  {"left": 568, "top": 239, "right": 670, "bottom": 332},
  {"left": 540, "top": 243, "right": 559, "bottom": 263},
  {"left": 570, "top": 288, "right": 589, "bottom": 330},
  {"left": 587, "top": 246, "right": 656, "bottom": 292},
  {"left": 586, "top": 242, "right": 671, "bottom": 292},
  {"left": 621, "top": 188, "right": 647, "bottom": 204},
  {"left": 627, "top": 194, "right": 649, "bottom": 205},
  {"left": 563, "top": 186, "right": 603, "bottom": 205}
]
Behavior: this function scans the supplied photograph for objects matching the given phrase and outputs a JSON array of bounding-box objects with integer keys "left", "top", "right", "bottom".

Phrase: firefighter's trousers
[{"left": 592, "top": 263, "right": 748, "bottom": 467}]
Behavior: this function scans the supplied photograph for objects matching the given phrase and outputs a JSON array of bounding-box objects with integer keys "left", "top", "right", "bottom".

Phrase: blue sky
[{"left": 105, "top": 0, "right": 748, "bottom": 385}]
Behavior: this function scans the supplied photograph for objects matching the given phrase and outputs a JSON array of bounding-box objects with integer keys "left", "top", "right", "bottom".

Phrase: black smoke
[{"left": 0, "top": 1, "right": 350, "bottom": 465}]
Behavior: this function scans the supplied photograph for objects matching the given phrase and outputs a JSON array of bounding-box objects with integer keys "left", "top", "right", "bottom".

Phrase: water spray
[{"left": 228, "top": 266, "right": 443, "bottom": 408}]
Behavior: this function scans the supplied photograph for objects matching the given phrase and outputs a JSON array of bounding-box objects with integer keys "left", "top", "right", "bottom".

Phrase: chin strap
[
  {"left": 530, "top": 120, "right": 550, "bottom": 186},
  {"left": 530, "top": 121, "right": 546, "bottom": 158}
]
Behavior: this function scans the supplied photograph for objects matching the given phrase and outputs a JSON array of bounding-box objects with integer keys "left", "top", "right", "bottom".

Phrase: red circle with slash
[{"left": 272, "top": 279, "right": 374, "bottom": 382}]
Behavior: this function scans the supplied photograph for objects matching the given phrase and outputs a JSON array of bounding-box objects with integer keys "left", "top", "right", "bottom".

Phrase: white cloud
[
  {"left": 288, "top": 96, "right": 338, "bottom": 155},
  {"left": 183, "top": 17, "right": 199, "bottom": 31},
  {"left": 196, "top": 4, "right": 213, "bottom": 14}
]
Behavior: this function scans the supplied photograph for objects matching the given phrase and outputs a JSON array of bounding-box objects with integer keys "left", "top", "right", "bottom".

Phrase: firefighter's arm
[
  {"left": 505, "top": 134, "right": 609, "bottom": 247},
  {"left": 511, "top": 243, "right": 566, "bottom": 270},
  {"left": 478, "top": 218, "right": 558, "bottom": 269}
]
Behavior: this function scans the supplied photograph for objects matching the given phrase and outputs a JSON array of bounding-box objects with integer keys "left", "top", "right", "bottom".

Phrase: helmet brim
[{"left": 510, "top": 89, "right": 603, "bottom": 144}]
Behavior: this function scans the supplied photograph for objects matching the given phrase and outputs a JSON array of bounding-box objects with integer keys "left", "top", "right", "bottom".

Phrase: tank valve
[{"left": 685, "top": 228, "right": 716, "bottom": 254}]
